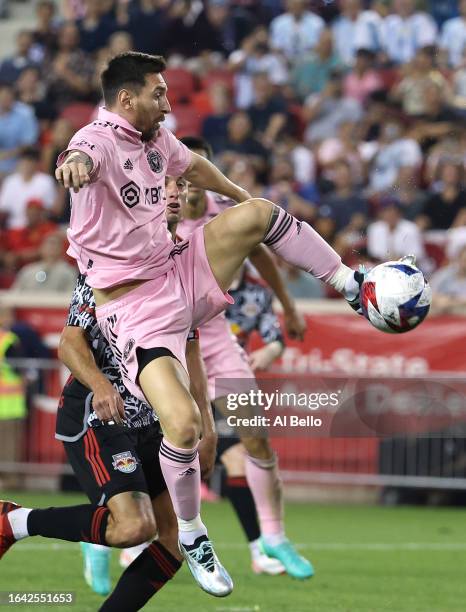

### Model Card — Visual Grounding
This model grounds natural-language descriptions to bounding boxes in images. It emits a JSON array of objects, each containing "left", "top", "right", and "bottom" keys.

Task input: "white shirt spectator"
[
  {"left": 369, "top": 139, "right": 422, "bottom": 193},
  {"left": 382, "top": 12, "right": 437, "bottom": 64},
  {"left": 440, "top": 17, "right": 466, "bottom": 67},
  {"left": 332, "top": 10, "right": 384, "bottom": 66},
  {"left": 269, "top": 11, "right": 325, "bottom": 62},
  {"left": 0, "top": 171, "right": 56, "bottom": 229},
  {"left": 367, "top": 218, "right": 425, "bottom": 262}
]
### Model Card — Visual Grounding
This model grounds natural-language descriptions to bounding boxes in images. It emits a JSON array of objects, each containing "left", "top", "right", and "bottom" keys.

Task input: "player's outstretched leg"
[
  {"left": 204, "top": 198, "right": 361, "bottom": 305},
  {"left": 138, "top": 356, "right": 233, "bottom": 597},
  {"left": 81, "top": 543, "right": 112, "bottom": 596}
]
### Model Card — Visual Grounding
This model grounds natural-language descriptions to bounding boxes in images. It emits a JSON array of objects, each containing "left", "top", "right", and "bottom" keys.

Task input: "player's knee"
[
  {"left": 166, "top": 407, "right": 202, "bottom": 448},
  {"left": 242, "top": 198, "right": 274, "bottom": 234},
  {"left": 242, "top": 436, "right": 272, "bottom": 460},
  {"left": 114, "top": 516, "right": 156, "bottom": 548}
]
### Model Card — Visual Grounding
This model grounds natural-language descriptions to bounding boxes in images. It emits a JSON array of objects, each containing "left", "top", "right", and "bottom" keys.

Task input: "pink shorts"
[
  {"left": 96, "top": 226, "right": 233, "bottom": 401},
  {"left": 199, "top": 312, "right": 257, "bottom": 400}
]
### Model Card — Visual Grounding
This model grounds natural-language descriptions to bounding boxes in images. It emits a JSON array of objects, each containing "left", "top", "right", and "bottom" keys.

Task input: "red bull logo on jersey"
[{"left": 112, "top": 451, "right": 137, "bottom": 474}]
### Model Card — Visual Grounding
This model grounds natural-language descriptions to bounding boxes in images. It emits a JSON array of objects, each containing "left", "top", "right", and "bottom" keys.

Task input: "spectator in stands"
[
  {"left": 125, "top": 0, "right": 167, "bottom": 55},
  {"left": 31, "top": 0, "right": 59, "bottom": 61},
  {"left": 367, "top": 198, "right": 426, "bottom": 264},
  {"left": 0, "top": 84, "right": 39, "bottom": 176},
  {"left": 393, "top": 46, "right": 450, "bottom": 117},
  {"left": 382, "top": 0, "right": 438, "bottom": 65},
  {"left": 331, "top": 0, "right": 363, "bottom": 67},
  {"left": 368, "top": 118, "right": 422, "bottom": 194},
  {"left": 12, "top": 232, "right": 77, "bottom": 293},
  {"left": 303, "top": 71, "right": 363, "bottom": 143},
  {"left": 319, "top": 159, "right": 368, "bottom": 232},
  {"left": 4, "top": 199, "right": 58, "bottom": 271},
  {"left": 221, "top": 111, "right": 268, "bottom": 173},
  {"left": 77, "top": 0, "right": 116, "bottom": 54},
  {"left": 265, "top": 157, "right": 316, "bottom": 222},
  {"left": 420, "top": 160, "right": 466, "bottom": 230},
  {"left": 269, "top": 0, "right": 325, "bottom": 63},
  {"left": 291, "top": 28, "right": 341, "bottom": 102},
  {"left": 387, "top": 166, "right": 427, "bottom": 221},
  {"left": 229, "top": 26, "right": 288, "bottom": 109},
  {"left": 430, "top": 237, "right": 466, "bottom": 314},
  {"left": 16, "top": 66, "right": 55, "bottom": 123},
  {"left": 47, "top": 23, "right": 95, "bottom": 110},
  {"left": 452, "top": 50, "right": 466, "bottom": 113},
  {"left": 343, "top": 48, "right": 382, "bottom": 105},
  {"left": 440, "top": 0, "right": 466, "bottom": 68},
  {"left": 0, "top": 30, "right": 37, "bottom": 85},
  {"left": 0, "top": 147, "right": 56, "bottom": 229},
  {"left": 201, "top": 83, "right": 232, "bottom": 155},
  {"left": 247, "top": 73, "right": 288, "bottom": 147}
]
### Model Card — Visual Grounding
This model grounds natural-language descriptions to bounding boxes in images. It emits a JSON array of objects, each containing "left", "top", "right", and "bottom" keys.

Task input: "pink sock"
[
  {"left": 245, "top": 453, "right": 284, "bottom": 538},
  {"left": 159, "top": 438, "right": 201, "bottom": 521},
  {"left": 264, "top": 207, "right": 341, "bottom": 283}
]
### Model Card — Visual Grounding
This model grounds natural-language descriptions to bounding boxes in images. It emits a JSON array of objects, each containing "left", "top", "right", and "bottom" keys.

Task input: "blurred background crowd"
[{"left": 1, "top": 0, "right": 466, "bottom": 311}]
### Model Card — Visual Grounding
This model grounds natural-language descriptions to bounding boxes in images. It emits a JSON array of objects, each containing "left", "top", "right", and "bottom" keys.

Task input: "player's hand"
[
  {"left": 198, "top": 433, "right": 217, "bottom": 480},
  {"left": 55, "top": 152, "right": 92, "bottom": 193},
  {"left": 249, "top": 343, "right": 282, "bottom": 371},
  {"left": 284, "top": 307, "right": 306, "bottom": 341},
  {"left": 92, "top": 379, "right": 125, "bottom": 424}
]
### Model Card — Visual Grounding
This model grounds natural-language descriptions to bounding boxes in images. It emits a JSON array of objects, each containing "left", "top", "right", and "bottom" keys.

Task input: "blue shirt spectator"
[
  {"left": 269, "top": 0, "right": 325, "bottom": 62},
  {"left": 382, "top": 3, "right": 438, "bottom": 64},
  {"left": 0, "top": 84, "right": 39, "bottom": 176},
  {"left": 0, "top": 30, "right": 37, "bottom": 85},
  {"left": 440, "top": 0, "right": 466, "bottom": 67}
]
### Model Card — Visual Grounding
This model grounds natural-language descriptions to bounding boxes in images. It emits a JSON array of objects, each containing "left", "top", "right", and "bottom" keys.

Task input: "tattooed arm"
[{"left": 55, "top": 150, "right": 94, "bottom": 193}]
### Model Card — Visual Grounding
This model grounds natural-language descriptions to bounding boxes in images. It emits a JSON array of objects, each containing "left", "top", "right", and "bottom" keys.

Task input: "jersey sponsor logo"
[
  {"left": 144, "top": 186, "right": 162, "bottom": 205},
  {"left": 73, "top": 139, "right": 95, "bottom": 151},
  {"left": 123, "top": 338, "right": 135, "bottom": 361},
  {"left": 120, "top": 181, "right": 140, "bottom": 208},
  {"left": 147, "top": 150, "right": 163, "bottom": 173},
  {"left": 112, "top": 451, "right": 138, "bottom": 473},
  {"left": 123, "top": 158, "right": 133, "bottom": 171}
]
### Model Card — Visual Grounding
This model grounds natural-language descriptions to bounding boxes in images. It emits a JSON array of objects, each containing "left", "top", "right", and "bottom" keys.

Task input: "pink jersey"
[
  {"left": 176, "top": 191, "right": 233, "bottom": 240},
  {"left": 60, "top": 107, "right": 192, "bottom": 288}
]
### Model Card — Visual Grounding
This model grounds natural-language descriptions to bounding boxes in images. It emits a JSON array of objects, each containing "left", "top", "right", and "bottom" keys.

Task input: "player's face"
[
  {"left": 165, "top": 176, "right": 187, "bottom": 227},
  {"left": 133, "top": 73, "right": 171, "bottom": 142}
]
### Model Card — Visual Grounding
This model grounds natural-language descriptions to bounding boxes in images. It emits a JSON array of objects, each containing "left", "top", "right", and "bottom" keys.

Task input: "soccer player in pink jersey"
[
  {"left": 1, "top": 53, "right": 363, "bottom": 596},
  {"left": 175, "top": 137, "right": 313, "bottom": 579}
]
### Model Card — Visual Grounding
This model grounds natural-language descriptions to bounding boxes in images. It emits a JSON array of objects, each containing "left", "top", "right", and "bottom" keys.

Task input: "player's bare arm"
[
  {"left": 249, "top": 244, "right": 306, "bottom": 340},
  {"left": 183, "top": 151, "right": 251, "bottom": 204},
  {"left": 58, "top": 326, "right": 125, "bottom": 423},
  {"left": 55, "top": 150, "right": 94, "bottom": 193},
  {"left": 185, "top": 337, "right": 217, "bottom": 480}
]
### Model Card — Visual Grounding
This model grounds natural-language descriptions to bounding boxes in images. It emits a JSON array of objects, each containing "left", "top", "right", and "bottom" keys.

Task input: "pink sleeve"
[
  {"left": 56, "top": 128, "right": 108, "bottom": 180},
  {"left": 164, "top": 128, "right": 192, "bottom": 176}
]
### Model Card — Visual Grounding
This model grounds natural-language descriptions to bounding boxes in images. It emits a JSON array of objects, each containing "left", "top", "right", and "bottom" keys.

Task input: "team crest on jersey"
[
  {"left": 112, "top": 451, "right": 137, "bottom": 473},
  {"left": 123, "top": 338, "right": 135, "bottom": 361},
  {"left": 147, "top": 150, "right": 163, "bottom": 173}
]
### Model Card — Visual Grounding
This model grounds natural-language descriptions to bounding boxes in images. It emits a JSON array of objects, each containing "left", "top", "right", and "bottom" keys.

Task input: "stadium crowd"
[{"left": 0, "top": 0, "right": 466, "bottom": 305}]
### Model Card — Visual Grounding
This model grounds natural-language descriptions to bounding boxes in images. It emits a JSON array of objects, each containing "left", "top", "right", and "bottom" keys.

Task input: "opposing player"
[
  {"left": 174, "top": 138, "right": 312, "bottom": 578},
  {"left": 2, "top": 52, "right": 362, "bottom": 593}
]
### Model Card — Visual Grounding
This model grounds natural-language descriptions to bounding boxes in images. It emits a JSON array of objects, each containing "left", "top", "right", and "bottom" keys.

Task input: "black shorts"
[{"left": 64, "top": 422, "right": 166, "bottom": 506}]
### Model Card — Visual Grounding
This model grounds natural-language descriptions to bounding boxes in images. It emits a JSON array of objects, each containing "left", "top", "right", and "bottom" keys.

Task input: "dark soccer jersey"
[
  {"left": 56, "top": 274, "right": 156, "bottom": 441},
  {"left": 226, "top": 273, "right": 284, "bottom": 348}
]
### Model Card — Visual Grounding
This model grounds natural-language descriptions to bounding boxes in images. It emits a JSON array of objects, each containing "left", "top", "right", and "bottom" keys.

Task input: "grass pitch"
[{"left": 1, "top": 491, "right": 466, "bottom": 611}]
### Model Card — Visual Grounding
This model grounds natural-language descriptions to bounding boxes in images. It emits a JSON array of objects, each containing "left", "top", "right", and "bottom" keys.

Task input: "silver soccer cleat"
[{"left": 178, "top": 535, "right": 233, "bottom": 597}]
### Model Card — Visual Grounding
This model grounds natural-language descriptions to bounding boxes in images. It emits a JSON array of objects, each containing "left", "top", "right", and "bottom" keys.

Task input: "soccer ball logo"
[{"left": 361, "top": 260, "right": 431, "bottom": 333}]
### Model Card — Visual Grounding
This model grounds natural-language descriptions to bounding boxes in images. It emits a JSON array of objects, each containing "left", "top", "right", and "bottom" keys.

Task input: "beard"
[{"left": 141, "top": 125, "right": 157, "bottom": 142}]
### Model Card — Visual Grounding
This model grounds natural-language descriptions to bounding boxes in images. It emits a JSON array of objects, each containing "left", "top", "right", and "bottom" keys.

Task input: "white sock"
[
  {"left": 262, "top": 532, "right": 287, "bottom": 547},
  {"left": 124, "top": 542, "right": 148, "bottom": 556},
  {"left": 8, "top": 508, "right": 31, "bottom": 540},
  {"left": 177, "top": 514, "right": 207, "bottom": 546},
  {"left": 328, "top": 263, "right": 356, "bottom": 297},
  {"left": 249, "top": 538, "right": 261, "bottom": 559}
]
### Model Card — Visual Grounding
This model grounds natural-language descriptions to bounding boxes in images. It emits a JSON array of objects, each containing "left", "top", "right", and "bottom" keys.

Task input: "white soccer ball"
[{"left": 360, "top": 258, "right": 432, "bottom": 333}]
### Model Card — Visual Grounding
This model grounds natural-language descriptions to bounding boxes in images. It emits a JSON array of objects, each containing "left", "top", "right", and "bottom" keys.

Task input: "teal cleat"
[
  {"left": 80, "top": 542, "right": 111, "bottom": 596},
  {"left": 259, "top": 538, "right": 314, "bottom": 580}
]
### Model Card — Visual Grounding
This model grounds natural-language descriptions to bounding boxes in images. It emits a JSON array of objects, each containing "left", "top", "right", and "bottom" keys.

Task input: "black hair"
[
  {"left": 101, "top": 52, "right": 167, "bottom": 105},
  {"left": 355, "top": 48, "right": 376, "bottom": 61},
  {"left": 20, "top": 146, "right": 41, "bottom": 161},
  {"left": 179, "top": 136, "right": 213, "bottom": 160}
]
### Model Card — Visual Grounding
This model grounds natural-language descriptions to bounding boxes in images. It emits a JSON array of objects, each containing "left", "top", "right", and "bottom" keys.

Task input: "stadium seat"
[
  {"left": 172, "top": 105, "right": 203, "bottom": 137},
  {"left": 59, "top": 103, "right": 96, "bottom": 130},
  {"left": 201, "top": 69, "right": 235, "bottom": 93},
  {"left": 163, "top": 68, "right": 197, "bottom": 104}
]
